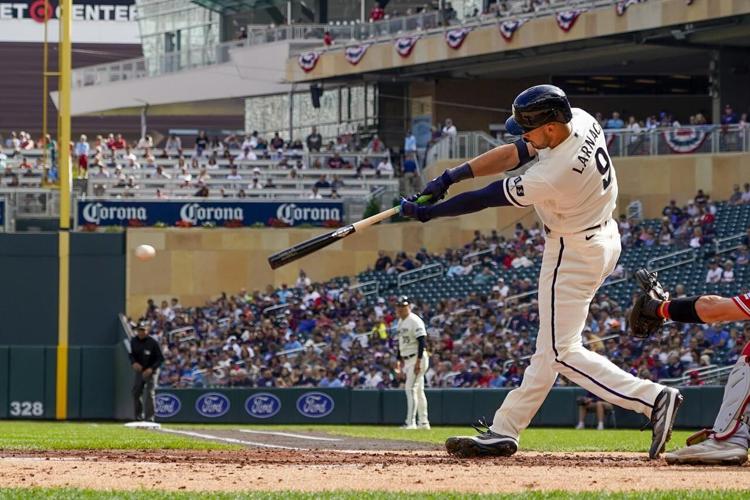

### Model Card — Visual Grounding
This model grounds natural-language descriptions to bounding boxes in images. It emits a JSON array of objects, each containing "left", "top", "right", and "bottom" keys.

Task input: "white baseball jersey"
[
  {"left": 501, "top": 108, "right": 618, "bottom": 233},
  {"left": 396, "top": 312, "right": 426, "bottom": 357}
]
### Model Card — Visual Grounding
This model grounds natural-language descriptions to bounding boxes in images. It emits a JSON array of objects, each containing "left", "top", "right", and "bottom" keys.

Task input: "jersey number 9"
[{"left": 594, "top": 147, "right": 612, "bottom": 190}]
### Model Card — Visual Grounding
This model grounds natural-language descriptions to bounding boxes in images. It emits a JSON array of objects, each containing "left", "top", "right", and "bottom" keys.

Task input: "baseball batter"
[
  {"left": 631, "top": 271, "right": 750, "bottom": 465},
  {"left": 395, "top": 295, "right": 430, "bottom": 429},
  {"left": 400, "top": 85, "right": 681, "bottom": 459}
]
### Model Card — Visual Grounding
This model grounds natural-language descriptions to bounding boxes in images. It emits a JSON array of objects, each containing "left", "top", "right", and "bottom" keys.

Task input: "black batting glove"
[
  {"left": 400, "top": 198, "right": 433, "bottom": 223},
  {"left": 408, "top": 163, "right": 473, "bottom": 205}
]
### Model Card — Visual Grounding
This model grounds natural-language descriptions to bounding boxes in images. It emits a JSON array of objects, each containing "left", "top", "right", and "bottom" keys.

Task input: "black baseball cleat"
[
  {"left": 445, "top": 418, "right": 518, "bottom": 458},
  {"left": 648, "top": 387, "right": 683, "bottom": 459}
]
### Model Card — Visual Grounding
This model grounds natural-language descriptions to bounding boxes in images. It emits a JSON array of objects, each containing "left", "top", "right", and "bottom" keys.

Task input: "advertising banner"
[
  {"left": 0, "top": 0, "right": 139, "bottom": 43},
  {"left": 75, "top": 199, "right": 345, "bottom": 228}
]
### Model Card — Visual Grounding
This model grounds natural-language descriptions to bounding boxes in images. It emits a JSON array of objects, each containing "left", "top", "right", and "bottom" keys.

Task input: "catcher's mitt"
[{"left": 629, "top": 269, "right": 670, "bottom": 339}]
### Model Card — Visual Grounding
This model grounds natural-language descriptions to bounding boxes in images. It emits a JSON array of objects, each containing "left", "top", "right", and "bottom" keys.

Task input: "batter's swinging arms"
[{"left": 400, "top": 85, "right": 682, "bottom": 459}]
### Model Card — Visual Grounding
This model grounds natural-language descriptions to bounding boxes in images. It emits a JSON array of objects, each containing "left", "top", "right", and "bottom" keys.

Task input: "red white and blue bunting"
[
  {"left": 394, "top": 35, "right": 420, "bottom": 58},
  {"left": 344, "top": 44, "right": 370, "bottom": 65},
  {"left": 555, "top": 9, "right": 586, "bottom": 32},
  {"left": 298, "top": 51, "right": 320, "bottom": 73},
  {"left": 616, "top": 0, "right": 646, "bottom": 16},
  {"left": 663, "top": 127, "right": 709, "bottom": 154},
  {"left": 498, "top": 19, "right": 526, "bottom": 42},
  {"left": 445, "top": 27, "right": 472, "bottom": 49}
]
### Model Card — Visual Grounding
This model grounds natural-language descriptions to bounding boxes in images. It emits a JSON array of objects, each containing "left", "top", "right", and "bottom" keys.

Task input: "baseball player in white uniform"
[
  {"left": 400, "top": 85, "right": 682, "bottom": 459},
  {"left": 395, "top": 295, "right": 430, "bottom": 429}
]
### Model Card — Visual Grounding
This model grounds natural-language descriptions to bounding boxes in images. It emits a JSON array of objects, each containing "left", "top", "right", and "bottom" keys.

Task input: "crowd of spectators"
[
  {"left": 595, "top": 105, "right": 749, "bottom": 133},
  {"left": 148, "top": 201, "right": 749, "bottom": 390}
]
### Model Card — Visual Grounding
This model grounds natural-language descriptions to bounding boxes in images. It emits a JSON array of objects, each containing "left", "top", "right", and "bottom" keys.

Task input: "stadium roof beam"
[{"left": 191, "top": 0, "right": 283, "bottom": 14}]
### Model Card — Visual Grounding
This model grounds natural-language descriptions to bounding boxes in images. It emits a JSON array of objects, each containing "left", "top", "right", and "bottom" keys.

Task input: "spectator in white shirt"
[
  {"left": 241, "top": 133, "right": 258, "bottom": 151},
  {"left": 376, "top": 157, "right": 393, "bottom": 176},
  {"left": 239, "top": 147, "right": 257, "bottom": 161},
  {"left": 226, "top": 167, "right": 242, "bottom": 182},
  {"left": 442, "top": 118, "right": 457, "bottom": 137},
  {"left": 689, "top": 227, "right": 703, "bottom": 248},
  {"left": 705, "top": 261, "right": 723, "bottom": 284},
  {"left": 137, "top": 135, "right": 153, "bottom": 149},
  {"left": 494, "top": 278, "right": 510, "bottom": 298},
  {"left": 741, "top": 183, "right": 750, "bottom": 204},
  {"left": 721, "top": 260, "right": 735, "bottom": 283},
  {"left": 165, "top": 134, "right": 182, "bottom": 156},
  {"left": 154, "top": 165, "right": 171, "bottom": 179},
  {"left": 296, "top": 270, "right": 311, "bottom": 289},
  {"left": 309, "top": 186, "right": 323, "bottom": 199},
  {"left": 177, "top": 168, "right": 192, "bottom": 184}
]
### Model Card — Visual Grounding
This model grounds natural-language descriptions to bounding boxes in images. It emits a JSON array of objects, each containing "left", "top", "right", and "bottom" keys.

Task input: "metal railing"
[
  {"left": 715, "top": 232, "right": 747, "bottom": 255},
  {"left": 351, "top": 280, "right": 379, "bottom": 297},
  {"left": 425, "top": 132, "right": 502, "bottom": 166},
  {"left": 461, "top": 248, "right": 493, "bottom": 264},
  {"left": 647, "top": 248, "right": 697, "bottom": 272},
  {"left": 397, "top": 262, "right": 444, "bottom": 289},
  {"left": 0, "top": 188, "right": 61, "bottom": 218},
  {"left": 294, "top": 0, "right": 621, "bottom": 55},
  {"left": 75, "top": 0, "right": 622, "bottom": 87},
  {"left": 427, "top": 126, "right": 750, "bottom": 166},
  {"left": 658, "top": 364, "right": 732, "bottom": 387},
  {"left": 262, "top": 303, "right": 290, "bottom": 316}
]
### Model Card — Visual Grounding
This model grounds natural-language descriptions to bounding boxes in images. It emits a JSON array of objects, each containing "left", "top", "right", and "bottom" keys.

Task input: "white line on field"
[
  {"left": 238, "top": 429, "right": 341, "bottom": 441},
  {"left": 159, "top": 427, "right": 403, "bottom": 455},
  {"left": 159, "top": 428, "right": 305, "bottom": 450}
]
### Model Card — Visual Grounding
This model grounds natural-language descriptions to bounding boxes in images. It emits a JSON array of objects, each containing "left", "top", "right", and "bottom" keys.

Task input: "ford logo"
[
  {"left": 245, "top": 393, "right": 282, "bottom": 419},
  {"left": 154, "top": 393, "right": 181, "bottom": 418},
  {"left": 296, "top": 392, "right": 335, "bottom": 418},
  {"left": 195, "top": 392, "right": 230, "bottom": 418}
]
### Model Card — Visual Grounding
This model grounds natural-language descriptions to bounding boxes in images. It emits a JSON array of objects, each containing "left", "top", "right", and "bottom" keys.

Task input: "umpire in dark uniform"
[{"left": 129, "top": 322, "right": 164, "bottom": 421}]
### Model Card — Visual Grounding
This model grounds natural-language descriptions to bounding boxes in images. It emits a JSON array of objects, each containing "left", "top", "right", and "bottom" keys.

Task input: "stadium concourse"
[{"left": 143, "top": 193, "right": 750, "bottom": 391}]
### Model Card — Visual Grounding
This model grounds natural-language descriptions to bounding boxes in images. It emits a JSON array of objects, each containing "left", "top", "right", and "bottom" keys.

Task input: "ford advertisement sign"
[
  {"left": 195, "top": 392, "right": 230, "bottom": 418},
  {"left": 76, "top": 200, "right": 344, "bottom": 227},
  {"left": 245, "top": 393, "right": 282, "bottom": 419},
  {"left": 296, "top": 392, "right": 335, "bottom": 418},
  {"left": 154, "top": 393, "right": 182, "bottom": 418}
]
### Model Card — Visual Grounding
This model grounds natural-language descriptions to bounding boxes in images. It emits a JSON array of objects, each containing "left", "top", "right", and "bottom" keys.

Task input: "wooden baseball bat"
[{"left": 267, "top": 195, "right": 430, "bottom": 270}]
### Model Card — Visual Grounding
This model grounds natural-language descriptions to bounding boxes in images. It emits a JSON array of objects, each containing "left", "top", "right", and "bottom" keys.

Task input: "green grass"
[
  {"left": 0, "top": 421, "right": 238, "bottom": 451},
  {"left": 0, "top": 489, "right": 746, "bottom": 499},
  {"left": 0, "top": 421, "right": 695, "bottom": 453},
  {"left": 176, "top": 424, "right": 695, "bottom": 453}
]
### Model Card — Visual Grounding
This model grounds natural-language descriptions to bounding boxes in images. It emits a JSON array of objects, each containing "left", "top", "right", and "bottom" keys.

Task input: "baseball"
[{"left": 134, "top": 244, "right": 156, "bottom": 261}]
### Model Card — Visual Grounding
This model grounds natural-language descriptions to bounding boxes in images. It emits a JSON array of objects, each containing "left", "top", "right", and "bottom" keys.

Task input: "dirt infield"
[{"left": 1, "top": 429, "right": 749, "bottom": 494}]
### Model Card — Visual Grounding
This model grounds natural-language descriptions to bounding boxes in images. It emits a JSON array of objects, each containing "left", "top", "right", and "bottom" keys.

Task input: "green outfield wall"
[
  {"left": 0, "top": 233, "right": 125, "bottom": 420},
  {"left": 150, "top": 387, "right": 724, "bottom": 428}
]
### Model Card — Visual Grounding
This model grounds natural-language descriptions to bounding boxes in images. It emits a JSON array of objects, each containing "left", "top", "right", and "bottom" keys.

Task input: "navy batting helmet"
[
  {"left": 505, "top": 85, "right": 572, "bottom": 136},
  {"left": 396, "top": 295, "right": 410, "bottom": 306}
]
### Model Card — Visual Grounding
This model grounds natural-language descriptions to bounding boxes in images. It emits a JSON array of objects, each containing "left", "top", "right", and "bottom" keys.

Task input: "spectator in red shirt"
[
  {"left": 323, "top": 30, "right": 333, "bottom": 46},
  {"left": 370, "top": 3, "right": 385, "bottom": 21},
  {"left": 109, "top": 133, "right": 126, "bottom": 150}
]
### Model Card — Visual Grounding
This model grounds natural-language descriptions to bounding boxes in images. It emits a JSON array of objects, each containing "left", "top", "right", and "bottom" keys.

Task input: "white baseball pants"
[
  {"left": 492, "top": 220, "right": 664, "bottom": 439},
  {"left": 404, "top": 354, "right": 429, "bottom": 426}
]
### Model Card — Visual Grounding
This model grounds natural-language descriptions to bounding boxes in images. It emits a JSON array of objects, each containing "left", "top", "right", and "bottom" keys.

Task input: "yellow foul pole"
[{"left": 56, "top": 0, "right": 72, "bottom": 420}]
